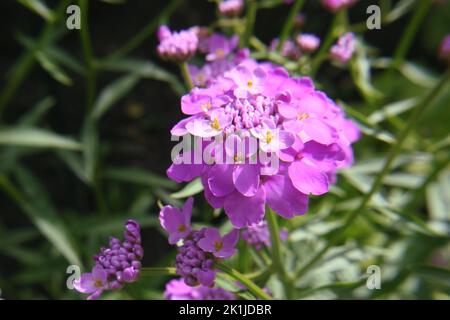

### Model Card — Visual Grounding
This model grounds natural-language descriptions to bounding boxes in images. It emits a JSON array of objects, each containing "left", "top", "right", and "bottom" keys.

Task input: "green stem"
[
  {"left": 266, "top": 207, "right": 293, "bottom": 299},
  {"left": 388, "top": 0, "right": 431, "bottom": 76},
  {"left": 179, "top": 62, "right": 194, "bottom": 90},
  {"left": 103, "top": 0, "right": 183, "bottom": 62},
  {"left": 277, "top": 0, "right": 305, "bottom": 51},
  {"left": 215, "top": 262, "right": 272, "bottom": 300},
  {"left": 296, "top": 69, "right": 450, "bottom": 281},
  {"left": 141, "top": 267, "right": 177, "bottom": 277},
  {"left": 241, "top": 0, "right": 257, "bottom": 48},
  {"left": 79, "top": 0, "right": 96, "bottom": 112},
  {"left": 309, "top": 9, "right": 346, "bottom": 77}
]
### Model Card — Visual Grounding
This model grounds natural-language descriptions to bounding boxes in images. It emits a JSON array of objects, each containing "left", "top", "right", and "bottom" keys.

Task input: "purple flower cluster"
[
  {"left": 241, "top": 221, "right": 288, "bottom": 250},
  {"left": 189, "top": 33, "right": 249, "bottom": 87},
  {"left": 218, "top": 0, "right": 244, "bottom": 17},
  {"left": 330, "top": 32, "right": 356, "bottom": 63},
  {"left": 160, "top": 198, "right": 239, "bottom": 286},
  {"left": 168, "top": 60, "right": 360, "bottom": 228},
  {"left": 270, "top": 38, "right": 301, "bottom": 60},
  {"left": 165, "top": 279, "right": 236, "bottom": 300},
  {"left": 321, "top": 0, "right": 358, "bottom": 12},
  {"left": 270, "top": 33, "right": 321, "bottom": 60},
  {"left": 157, "top": 26, "right": 198, "bottom": 62},
  {"left": 74, "top": 220, "right": 143, "bottom": 300},
  {"left": 438, "top": 34, "right": 450, "bottom": 63}
]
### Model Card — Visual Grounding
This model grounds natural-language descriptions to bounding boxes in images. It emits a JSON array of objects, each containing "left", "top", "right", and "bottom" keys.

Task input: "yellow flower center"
[
  {"left": 297, "top": 113, "right": 309, "bottom": 121},
  {"left": 214, "top": 241, "right": 223, "bottom": 251},
  {"left": 215, "top": 49, "right": 225, "bottom": 58},
  {"left": 178, "top": 224, "right": 186, "bottom": 232},
  {"left": 247, "top": 80, "right": 253, "bottom": 88},
  {"left": 266, "top": 130, "right": 273, "bottom": 143},
  {"left": 94, "top": 279, "right": 103, "bottom": 288},
  {"left": 211, "top": 117, "right": 221, "bottom": 130}
]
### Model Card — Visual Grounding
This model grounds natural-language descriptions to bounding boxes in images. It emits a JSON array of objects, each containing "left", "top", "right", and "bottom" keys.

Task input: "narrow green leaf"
[
  {"left": 170, "top": 178, "right": 203, "bottom": 199},
  {"left": 91, "top": 74, "right": 139, "bottom": 120},
  {"left": 0, "top": 127, "right": 82, "bottom": 150},
  {"left": 104, "top": 167, "right": 177, "bottom": 190},
  {"left": 17, "top": 0, "right": 55, "bottom": 21}
]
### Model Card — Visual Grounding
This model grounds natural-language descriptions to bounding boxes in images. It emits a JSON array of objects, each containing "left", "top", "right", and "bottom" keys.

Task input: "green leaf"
[
  {"left": 1, "top": 168, "right": 82, "bottom": 267},
  {"left": 35, "top": 52, "right": 72, "bottom": 86},
  {"left": 104, "top": 167, "right": 177, "bottom": 190},
  {"left": 17, "top": 0, "right": 55, "bottom": 21},
  {"left": 91, "top": 74, "right": 139, "bottom": 120},
  {"left": 350, "top": 40, "right": 383, "bottom": 102},
  {"left": 411, "top": 265, "right": 450, "bottom": 288},
  {"left": 0, "top": 127, "right": 82, "bottom": 150},
  {"left": 170, "top": 178, "right": 203, "bottom": 199},
  {"left": 81, "top": 119, "right": 98, "bottom": 184},
  {"left": 99, "top": 58, "right": 184, "bottom": 95},
  {"left": 368, "top": 97, "right": 419, "bottom": 125}
]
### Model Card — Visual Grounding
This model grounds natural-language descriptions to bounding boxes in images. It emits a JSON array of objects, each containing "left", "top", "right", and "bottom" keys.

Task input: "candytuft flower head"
[
  {"left": 438, "top": 34, "right": 450, "bottom": 64},
  {"left": 218, "top": 0, "right": 244, "bottom": 17},
  {"left": 168, "top": 61, "right": 360, "bottom": 228},
  {"left": 270, "top": 38, "right": 301, "bottom": 60},
  {"left": 74, "top": 220, "right": 143, "bottom": 300},
  {"left": 157, "top": 25, "right": 198, "bottom": 62},
  {"left": 165, "top": 279, "right": 236, "bottom": 300},
  {"left": 330, "top": 32, "right": 356, "bottom": 63},
  {"left": 160, "top": 196, "right": 193, "bottom": 244},
  {"left": 296, "top": 34, "right": 320, "bottom": 53},
  {"left": 321, "top": 0, "right": 358, "bottom": 12}
]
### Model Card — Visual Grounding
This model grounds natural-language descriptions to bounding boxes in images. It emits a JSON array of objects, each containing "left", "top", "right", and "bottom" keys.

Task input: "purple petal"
[
  {"left": 264, "top": 174, "right": 309, "bottom": 218},
  {"left": 182, "top": 197, "right": 194, "bottom": 225},
  {"left": 232, "top": 164, "right": 260, "bottom": 197},
  {"left": 224, "top": 188, "right": 266, "bottom": 228},
  {"left": 207, "top": 164, "right": 235, "bottom": 197},
  {"left": 288, "top": 160, "right": 329, "bottom": 195},
  {"left": 303, "top": 118, "right": 337, "bottom": 145},
  {"left": 222, "top": 229, "right": 239, "bottom": 248}
]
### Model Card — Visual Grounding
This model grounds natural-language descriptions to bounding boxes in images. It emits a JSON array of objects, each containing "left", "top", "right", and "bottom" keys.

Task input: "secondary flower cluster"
[
  {"left": 330, "top": 32, "right": 356, "bottom": 63},
  {"left": 159, "top": 197, "right": 239, "bottom": 286},
  {"left": 242, "top": 220, "right": 288, "bottom": 250},
  {"left": 157, "top": 26, "right": 199, "bottom": 62},
  {"left": 165, "top": 278, "right": 235, "bottom": 300},
  {"left": 218, "top": 0, "right": 244, "bottom": 17},
  {"left": 270, "top": 34, "right": 321, "bottom": 60},
  {"left": 168, "top": 59, "right": 360, "bottom": 228},
  {"left": 74, "top": 220, "right": 143, "bottom": 300}
]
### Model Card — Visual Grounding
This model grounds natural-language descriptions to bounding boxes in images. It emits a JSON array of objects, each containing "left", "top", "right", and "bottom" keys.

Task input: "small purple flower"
[
  {"left": 160, "top": 197, "right": 193, "bottom": 244},
  {"left": 321, "top": 0, "right": 358, "bottom": 12},
  {"left": 165, "top": 279, "right": 236, "bottom": 300},
  {"left": 296, "top": 34, "right": 320, "bottom": 53},
  {"left": 226, "top": 65, "right": 266, "bottom": 98},
  {"left": 157, "top": 25, "right": 198, "bottom": 62},
  {"left": 330, "top": 32, "right": 356, "bottom": 63},
  {"left": 206, "top": 34, "right": 239, "bottom": 61},
  {"left": 218, "top": 0, "right": 244, "bottom": 17},
  {"left": 73, "top": 265, "right": 107, "bottom": 300},
  {"left": 270, "top": 38, "right": 301, "bottom": 60},
  {"left": 198, "top": 228, "right": 239, "bottom": 258},
  {"left": 74, "top": 220, "right": 143, "bottom": 300},
  {"left": 438, "top": 34, "right": 450, "bottom": 63}
]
